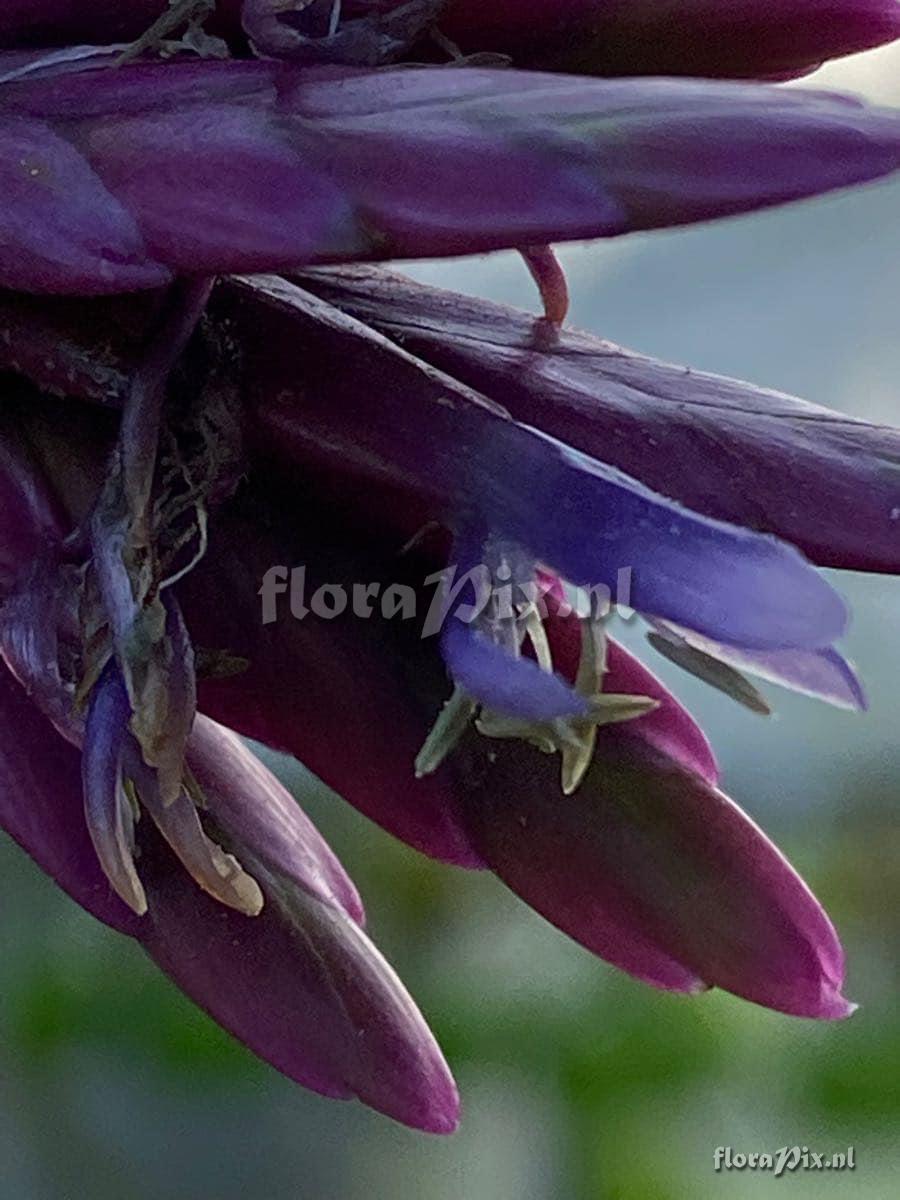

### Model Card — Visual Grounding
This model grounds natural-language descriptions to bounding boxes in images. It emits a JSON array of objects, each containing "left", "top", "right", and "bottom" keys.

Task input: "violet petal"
[
  {"left": 0, "top": 663, "right": 140, "bottom": 933},
  {"left": 82, "top": 660, "right": 148, "bottom": 915},
  {"left": 441, "top": 617, "right": 591, "bottom": 721},
  {"left": 650, "top": 620, "right": 868, "bottom": 712},
  {"left": 239, "top": 277, "right": 848, "bottom": 653}
]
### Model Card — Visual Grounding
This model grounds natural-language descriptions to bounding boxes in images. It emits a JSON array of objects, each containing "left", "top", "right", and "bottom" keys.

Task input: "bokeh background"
[{"left": 1, "top": 43, "right": 898, "bottom": 1200}]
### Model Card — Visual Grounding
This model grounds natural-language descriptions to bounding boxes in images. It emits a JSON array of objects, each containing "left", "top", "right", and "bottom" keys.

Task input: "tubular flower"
[
  {"left": 0, "top": 1, "right": 898, "bottom": 1132},
  {"left": 294, "top": 266, "right": 900, "bottom": 577}
]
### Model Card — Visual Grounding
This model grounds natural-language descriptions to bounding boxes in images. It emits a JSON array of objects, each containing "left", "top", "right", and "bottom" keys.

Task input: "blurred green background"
[{"left": 1, "top": 44, "right": 898, "bottom": 1200}]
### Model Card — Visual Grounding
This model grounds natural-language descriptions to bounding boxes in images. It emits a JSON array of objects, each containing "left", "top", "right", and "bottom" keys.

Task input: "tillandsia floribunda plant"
[{"left": 0, "top": 0, "right": 899, "bottom": 1133}]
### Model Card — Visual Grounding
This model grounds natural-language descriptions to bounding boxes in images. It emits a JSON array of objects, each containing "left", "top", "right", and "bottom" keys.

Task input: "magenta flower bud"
[
  {"left": 442, "top": 0, "right": 900, "bottom": 80},
  {"left": 1, "top": 61, "right": 899, "bottom": 294}
]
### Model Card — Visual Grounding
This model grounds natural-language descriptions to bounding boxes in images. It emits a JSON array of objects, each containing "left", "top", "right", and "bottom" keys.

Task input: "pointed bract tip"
[
  {"left": 374, "top": 1079, "right": 461, "bottom": 1135},
  {"left": 816, "top": 988, "right": 859, "bottom": 1022},
  {"left": 424, "top": 1102, "right": 462, "bottom": 1136}
]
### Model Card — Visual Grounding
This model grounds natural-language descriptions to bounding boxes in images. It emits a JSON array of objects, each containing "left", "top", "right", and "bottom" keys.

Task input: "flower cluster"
[{"left": 0, "top": 0, "right": 899, "bottom": 1132}]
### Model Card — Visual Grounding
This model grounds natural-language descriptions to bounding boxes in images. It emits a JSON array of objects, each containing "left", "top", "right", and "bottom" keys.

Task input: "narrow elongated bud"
[
  {"left": 82, "top": 661, "right": 149, "bottom": 916},
  {"left": 2, "top": 63, "right": 899, "bottom": 293}
]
